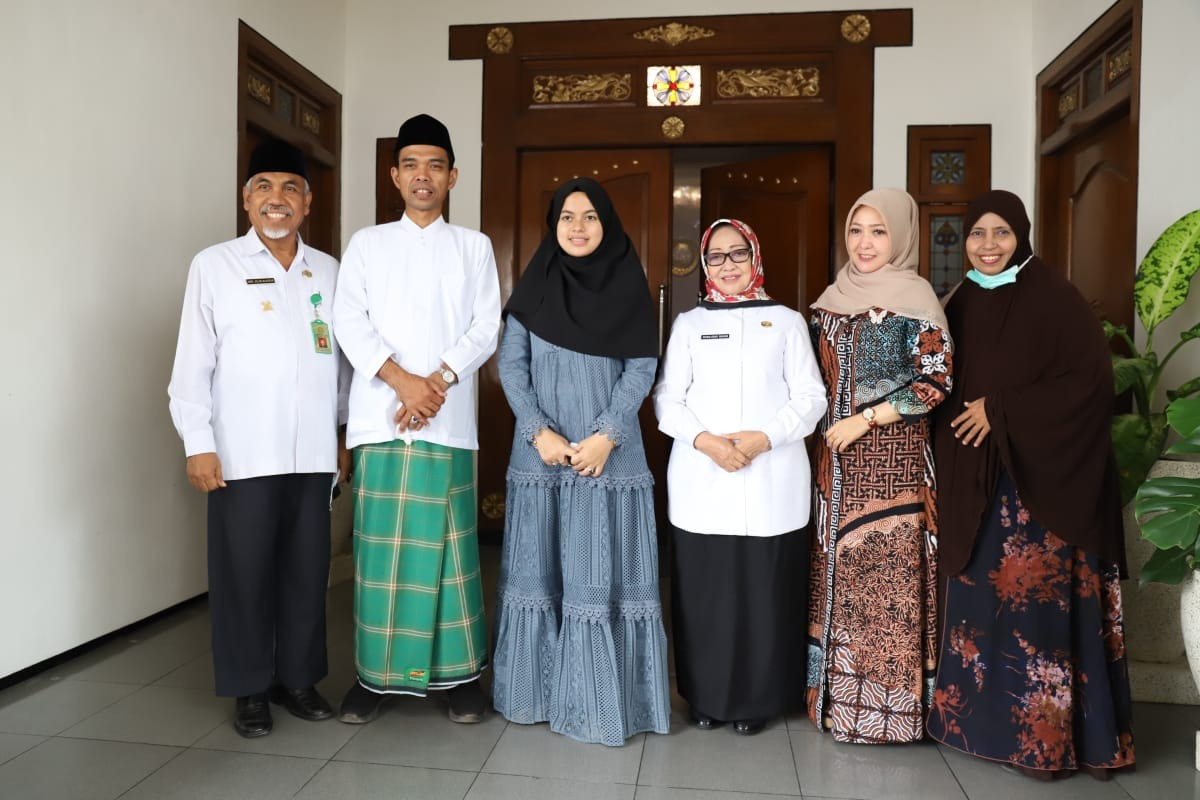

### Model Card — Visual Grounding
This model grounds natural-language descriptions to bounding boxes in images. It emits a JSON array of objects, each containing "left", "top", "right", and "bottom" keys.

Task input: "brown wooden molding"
[{"left": 450, "top": 10, "right": 911, "bottom": 60}]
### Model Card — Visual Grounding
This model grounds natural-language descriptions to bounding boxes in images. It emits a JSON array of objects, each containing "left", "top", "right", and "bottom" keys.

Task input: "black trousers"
[
  {"left": 207, "top": 473, "right": 332, "bottom": 697},
  {"left": 671, "top": 526, "right": 808, "bottom": 721}
]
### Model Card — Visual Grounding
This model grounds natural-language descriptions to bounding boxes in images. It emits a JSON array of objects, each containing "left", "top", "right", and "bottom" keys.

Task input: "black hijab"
[
  {"left": 934, "top": 190, "right": 1125, "bottom": 576},
  {"left": 504, "top": 178, "right": 658, "bottom": 359}
]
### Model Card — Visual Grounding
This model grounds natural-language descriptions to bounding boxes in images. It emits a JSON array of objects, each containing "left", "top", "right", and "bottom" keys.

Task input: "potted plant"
[
  {"left": 1135, "top": 393, "right": 1200, "bottom": 583},
  {"left": 1105, "top": 208, "right": 1200, "bottom": 516}
]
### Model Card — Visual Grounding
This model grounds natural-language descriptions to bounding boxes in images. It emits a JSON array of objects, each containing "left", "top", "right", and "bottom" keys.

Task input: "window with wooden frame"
[{"left": 906, "top": 124, "right": 991, "bottom": 296}]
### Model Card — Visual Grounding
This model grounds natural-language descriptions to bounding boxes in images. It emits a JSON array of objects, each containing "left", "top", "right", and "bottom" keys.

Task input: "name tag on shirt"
[
  {"left": 246, "top": 277, "right": 275, "bottom": 285},
  {"left": 700, "top": 333, "right": 730, "bottom": 340},
  {"left": 311, "top": 319, "right": 333, "bottom": 354}
]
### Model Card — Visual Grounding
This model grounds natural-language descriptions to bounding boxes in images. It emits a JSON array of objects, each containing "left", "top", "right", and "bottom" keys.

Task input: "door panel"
[
  {"left": 477, "top": 149, "right": 673, "bottom": 536},
  {"left": 700, "top": 148, "right": 832, "bottom": 312},
  {"left": 1048, "top": 116, "right": 1135, "bottom": 330}
]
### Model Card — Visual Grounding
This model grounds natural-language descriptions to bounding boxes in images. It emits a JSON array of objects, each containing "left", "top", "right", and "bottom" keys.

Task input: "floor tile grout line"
[
  {"left": 0, "top": 734, "right": 47, "bottom": 768},
  {"left": 110, "top": 740, "right": 191, "bottom": 800},
  {"left": 932, "top": 742, "right": 971, "bottom": 800},
  {"left": 787, "top": 724, "right": 805, "bottom": 798},
  {"left": 633, "top": 729, "right": 647, "bottom": 787}
]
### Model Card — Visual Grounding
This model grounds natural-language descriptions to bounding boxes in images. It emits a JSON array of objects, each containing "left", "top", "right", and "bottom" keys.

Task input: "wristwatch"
[
  {"left": 861, "top": 406, "right": 878, "bottom": 429},
  {"left": 439, "top": 366, "right": 457, "bottom": 385}
]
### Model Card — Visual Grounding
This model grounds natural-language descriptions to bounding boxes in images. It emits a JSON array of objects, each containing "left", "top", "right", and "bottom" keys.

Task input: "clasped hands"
[
  {"left": 382, "top": 361, "right": 454, "bottom": 432},
  {"left": 694, "top": 430, "right": 771, "bottom": 473},
  {"left": 534, "top": 429, "right": 614, "bottom": 477}
]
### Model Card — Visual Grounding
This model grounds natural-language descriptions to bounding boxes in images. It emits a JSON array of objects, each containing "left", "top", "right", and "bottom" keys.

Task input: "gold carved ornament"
[
  {"left": 532, "top": 73, "right": 631, "bottom": 104},
  {"left": 247, "top": 74, "right": 272, "bottom": 105},
  {"left": 716, "top": 67, "right": 820, "bottom": 99},
  {"left": 300, "top": 107, "right": 320, "bottom": 135},
  {"left": 661, "top": 116, "right": 685, "bottom": 139},
  {"left": 1107, "top": 46, "right": 1132, "bottom": 83},
  {"left": 481, "top": 492, "right": 506, "bottom": 521},
  {"left": 632, "top": 22, "right": 715, "bottom": 48},
  {"left": 671, "top": 239, "right": 698, "bottom": 276},
  {"left": 1058, "top": 87, "right": 1079, "bottom": 119},
  {"left": 487, "top": 26, "right": 513, "bottom": 55},
  {"left": 840, "top": 13, "right": 871, "bottom": 44}
]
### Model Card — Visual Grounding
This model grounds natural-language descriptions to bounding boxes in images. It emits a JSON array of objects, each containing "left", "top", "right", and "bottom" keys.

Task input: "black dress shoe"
[
  {"left": 234, "top": 693, "right": 273, "bottom": 738},
  {"left": 732, "top": 718, "right": 766, "bottom": 736},
  {"left": 269, "top": 685, "right": 335, "bottom": 721},
  {"left": 445, "top": 681, "right": 486, "bottom": 724},
  {"left": 689, "top": 707, "right": 723, "bottom": 730},
  {"left": 338, "top": 683, "right": 384, "bottom": 724}
]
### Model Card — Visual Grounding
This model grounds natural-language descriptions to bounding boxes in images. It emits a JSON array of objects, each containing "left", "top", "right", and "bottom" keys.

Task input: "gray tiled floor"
[{"left": 1, "top": 544, "right": 1197, "bottom": 799}]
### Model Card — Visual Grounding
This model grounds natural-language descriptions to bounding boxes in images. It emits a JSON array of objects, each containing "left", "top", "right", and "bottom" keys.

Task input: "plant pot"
[
  {"left": 1183, "top": 573, "right": 1200, "bottom": 691},
  {"left": 1180, "top": 572, "right": 1200, "bottom": 769}
]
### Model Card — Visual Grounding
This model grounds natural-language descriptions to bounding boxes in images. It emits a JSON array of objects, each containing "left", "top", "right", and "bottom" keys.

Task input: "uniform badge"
[
  {"left": 309, "top": 291, "right": 332, "bottom": 354},
  {"left": 261, "top": 301, "right": 273, "bottom": 312},
  {"left": 761, "top": 320, "right": 773, "bottom": 327},
  {"left": 302, "top": 269, "right": 313, "bottom": 278}
]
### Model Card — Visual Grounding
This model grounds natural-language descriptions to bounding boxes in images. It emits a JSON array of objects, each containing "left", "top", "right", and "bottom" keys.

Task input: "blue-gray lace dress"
[{"left": 491, "top": 316, "right": 671, "bottom": 745}]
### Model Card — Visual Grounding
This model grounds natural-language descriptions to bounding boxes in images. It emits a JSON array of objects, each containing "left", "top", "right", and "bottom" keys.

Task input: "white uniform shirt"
[
  {"left": 333, "top": 214, "right": 501, "bottom": 451},
  {"left": 654, "top": 304, "right": 827, "bottom": 536},
  {"left": 168, "top": 229, "right": 349, "bottom": 481}
]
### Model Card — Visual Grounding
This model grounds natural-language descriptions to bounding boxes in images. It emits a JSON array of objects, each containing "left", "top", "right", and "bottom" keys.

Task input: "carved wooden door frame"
[
  {"left": 1034, "top": 0, "right": 1140, "bottom": 261},
  {"left": 450, "top": 10, "right": 913, "bottom": 300}
]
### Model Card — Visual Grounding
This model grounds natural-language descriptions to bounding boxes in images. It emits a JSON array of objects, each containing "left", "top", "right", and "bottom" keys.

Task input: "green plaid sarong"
[{"left": 351, "top": 440, "right": 487, "bottom": 694}]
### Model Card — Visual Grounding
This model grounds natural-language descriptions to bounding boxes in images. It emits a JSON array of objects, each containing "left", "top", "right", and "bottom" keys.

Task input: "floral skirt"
[{"left": 928, "top": 470, "right": 1135, "bottom": 773}]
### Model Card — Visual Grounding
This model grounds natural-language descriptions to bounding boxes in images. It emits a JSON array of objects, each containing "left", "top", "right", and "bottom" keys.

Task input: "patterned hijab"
[
  {"left": 812, "top": 188, "right": 948, "bottom": 330},
  {"left": 699, "top": 218, "right": 776, "bottom": 307}
]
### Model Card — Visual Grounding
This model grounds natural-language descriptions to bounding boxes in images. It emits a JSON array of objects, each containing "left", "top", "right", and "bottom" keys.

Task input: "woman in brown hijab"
[
  {"left": 806, "top": 189, "right": 953, "bottom": 743},
  {"left": 926, "top": 190, "right": 1134, "bottom": 779}
]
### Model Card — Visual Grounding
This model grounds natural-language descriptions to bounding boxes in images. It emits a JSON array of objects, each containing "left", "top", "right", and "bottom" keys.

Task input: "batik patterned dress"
[{"left": 806, "top": 307, "right": 951, "bottom": 743}]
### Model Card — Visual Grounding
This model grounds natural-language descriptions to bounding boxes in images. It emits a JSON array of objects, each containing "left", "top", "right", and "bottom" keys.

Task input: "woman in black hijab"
[
  {"left": 927, "top": 190, "right": 1135, "bottom": 779},
  {"left": 490, "top": 179, "right": 671, "bottom": 746}
]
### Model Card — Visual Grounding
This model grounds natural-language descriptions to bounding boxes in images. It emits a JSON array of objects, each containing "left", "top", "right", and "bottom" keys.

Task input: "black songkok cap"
[
  {"left": 393, "top": 113, "right": 455, "bottom": 166},
  {"left": 246, "top": 138, "right": 309, "bottom": 183}
]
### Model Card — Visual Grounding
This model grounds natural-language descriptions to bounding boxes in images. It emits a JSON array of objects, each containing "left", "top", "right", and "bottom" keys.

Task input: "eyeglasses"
[{"left": 704, "top": 248, "right": 752, "bottom": 267}]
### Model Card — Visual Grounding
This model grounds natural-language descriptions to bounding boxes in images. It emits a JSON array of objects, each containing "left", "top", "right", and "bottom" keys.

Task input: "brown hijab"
[
  {"left": 812, "top": 188, "right": 948, "bottom": 330},
  {"left": 934, "top": 190, "right": 1125, "bottom": 576}
]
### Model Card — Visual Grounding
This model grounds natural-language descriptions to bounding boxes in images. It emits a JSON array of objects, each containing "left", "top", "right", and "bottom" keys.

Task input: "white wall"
[
  {"left": 1137, "top": 0, "right": 1200, "bottom": 397},
  {"left": 0, "top": 0, "right": 346, "bottom": 677},
  {"left": 342, "top": 0, "right": 1037, "bottom": 237}
]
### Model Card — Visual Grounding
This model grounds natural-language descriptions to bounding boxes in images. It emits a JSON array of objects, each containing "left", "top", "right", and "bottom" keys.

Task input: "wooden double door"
[{"left": 476, "top": 145, "right": 831, "bottom": 535}]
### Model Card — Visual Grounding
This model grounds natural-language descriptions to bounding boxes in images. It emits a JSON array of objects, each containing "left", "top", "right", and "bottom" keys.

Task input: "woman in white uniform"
[{"left": 654, "top": 219, "right": 826, "bottom": 734}]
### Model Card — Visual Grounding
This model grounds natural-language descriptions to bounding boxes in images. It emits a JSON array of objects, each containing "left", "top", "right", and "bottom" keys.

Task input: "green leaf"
[
  {"left": 1169, "top": 376, "right": 1200, "bottom": 402},
  {"left": 1135, "top": 209, "right": 1200, "bottom": 334},
  {"left": 1102, "top": 320, "right": 1122, "bottom": 340},
  {"left": 1140, "top": 546, "right": 1192, "bottom": 586},
  {"left": 1135, "top": 476, "right": 1200, "bottom": 549},
  {"left": 1182, "top": 321, "right": 1200, "bottom": 342},
  {"left": 1112, "top": 355, "right": 1154, "bottom": 395},
  {"left": 1113, "top": 413, "right": 1169, "bottom": 504},
  {"left": 1166, "top": 394, "right": 1200, "bottom": 454}
]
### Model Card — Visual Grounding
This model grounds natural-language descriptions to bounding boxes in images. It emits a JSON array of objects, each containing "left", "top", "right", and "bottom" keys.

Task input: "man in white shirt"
[
  {"left": 333, "top": 114, "right": 500, "bottom": 725},
  {"left": 168, "top": 139, "right": 350, "bottom": 738}
]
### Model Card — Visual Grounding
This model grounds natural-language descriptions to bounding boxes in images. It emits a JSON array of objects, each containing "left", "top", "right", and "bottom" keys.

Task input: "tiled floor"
[{"left": 1, "top": 544, "right": 1198, "bottom": 799}]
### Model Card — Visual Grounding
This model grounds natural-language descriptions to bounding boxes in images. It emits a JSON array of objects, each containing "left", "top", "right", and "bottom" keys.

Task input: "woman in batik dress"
[
  {"left": 490, "top": 178, "right": 671, "bottom": 746},
  {"left": 927, "top": 190, "right": 1134, "bottom": 779},
  {"left": 806, "top": 188, "right": 952, "bottom": 744}
]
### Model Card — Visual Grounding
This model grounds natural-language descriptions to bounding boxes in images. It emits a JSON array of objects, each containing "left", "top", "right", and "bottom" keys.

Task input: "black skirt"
[{"left": 671, "top": 526, "right": 808, "bottom": 721}]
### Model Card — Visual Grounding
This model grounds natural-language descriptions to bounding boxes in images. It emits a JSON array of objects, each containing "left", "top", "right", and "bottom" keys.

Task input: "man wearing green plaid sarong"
[
  {"left": 352, "top": 440, "right": 486, "bottom": 695},
  {"left": 332, "top": 113, "right": 501, "bottom": 724}
]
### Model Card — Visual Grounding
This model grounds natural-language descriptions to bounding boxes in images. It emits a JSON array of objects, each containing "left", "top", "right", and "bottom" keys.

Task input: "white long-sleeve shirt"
[
  {"left": 654, "top": 304, "right": 827, "bottom": 536},
  {"left": 333, "top": 214, "right": 501, "bottom": 451},
  {"left": 168, "top": 230, "right": 349, "bottom": 480}
]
